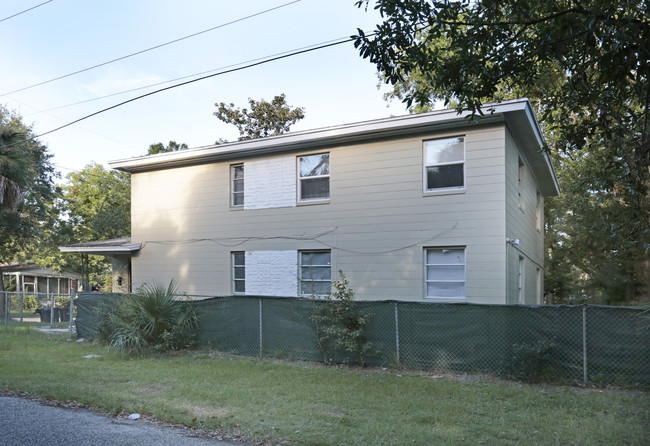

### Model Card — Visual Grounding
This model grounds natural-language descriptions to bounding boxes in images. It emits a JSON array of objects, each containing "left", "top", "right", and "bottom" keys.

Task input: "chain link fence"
[
  {"left": 2, "top": 291, "right": 76, "bottom": 334},
  {"left": 70, "top": 294, "right": 650, "bottom": 387}
]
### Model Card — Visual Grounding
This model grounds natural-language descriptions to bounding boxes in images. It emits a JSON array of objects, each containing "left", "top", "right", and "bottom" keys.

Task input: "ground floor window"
[
  {"left": 424, "top": 247, "right": 466, "bottom": 299},
  {"left": 299, "top": 250, "right": 331, "bottom": 296},
  {"left": 232, "top": 252, "right": 245, "bottom": 294}
]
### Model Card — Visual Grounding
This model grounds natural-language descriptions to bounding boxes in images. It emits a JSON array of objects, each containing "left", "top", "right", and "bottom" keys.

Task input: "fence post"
[
  {"left": 50, "top": 292, "right": 55, "bottom": 328},
  {"left": 20, "top": 286, "right": 24, "bottom": 322},
  {"left": 582, "top": 306, "right": 588, "bottom": 385},
  {"left": 394, "top": 303, "right": 400, "bottom": 366},
  {"left": 259, "top": 298, "right": 263, "bottom": 358},
  {"left": 68, "top": 288, "right": 75, "bottom": 339},
  {"left": 3, "top": 291, "right": 8, "bottom": 331}
]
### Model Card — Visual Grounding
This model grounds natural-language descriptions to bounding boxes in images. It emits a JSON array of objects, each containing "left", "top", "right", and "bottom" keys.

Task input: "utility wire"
[
  {"left": 0, "top": 0, "right": 54, "bottom": 24},
  {"left": 27, "top": 38, "right": 345, "bottom": 116},
  {"left": 0, "top": 35, "right": 363, "bottom": 150},
  {"left": 0, "top": 0, "right": 302, "bottom": 97}
]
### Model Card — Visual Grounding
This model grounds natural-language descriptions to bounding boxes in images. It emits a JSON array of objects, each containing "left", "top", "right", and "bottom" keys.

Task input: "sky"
[{"left": 0, "top": 0, "right": 409, "bottom": 181}]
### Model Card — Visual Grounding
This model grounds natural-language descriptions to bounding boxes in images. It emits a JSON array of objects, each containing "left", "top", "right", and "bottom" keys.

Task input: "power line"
[
  {"left": 0, "top": 0, "right": 54, "bottom": 24},
  {"left": 0, "top": 0, "right": 302, "bottom": 97},
  {"left": 26, "top": 37, "right": 349, "bottom": 116},
  {"left": 0, "top": 35, "right": 361, "bottom": 150},
  {"left": 5, "top": 95, "right": 139, "bottom": 151}
]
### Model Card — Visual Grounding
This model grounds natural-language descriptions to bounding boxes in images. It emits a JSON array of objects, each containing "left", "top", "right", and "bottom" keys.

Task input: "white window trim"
[
  {"left": 424, "top": 247, "right": 466, "bottom": 300},
  {"left": 298, "top": 250, "right": 331, "bottom": 296},
  {"left": 518, "top": 158, "right": 526, "bottom": 212},
  {"left": 231, "top": 164, "right": 244, "bottom": 208},
  {"left": 423, "top": 136, "right": 466, "bottom": 194},
  {"left": 297, "top": 153, "right": 330, "bottom": 203},
  {"left": 536, "top": 189, "right": 543, "bottom": 232},
  {"left": 518, "top": 256, "right": 525, "bottom": 304},
  {"left": 232, "top": 251, "right": 245, "bottom": 294}
]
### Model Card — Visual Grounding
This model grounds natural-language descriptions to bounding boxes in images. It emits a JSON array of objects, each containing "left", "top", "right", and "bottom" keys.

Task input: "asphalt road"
[{"left": 0, "top": 397, "right": 248, "bottom": 446}]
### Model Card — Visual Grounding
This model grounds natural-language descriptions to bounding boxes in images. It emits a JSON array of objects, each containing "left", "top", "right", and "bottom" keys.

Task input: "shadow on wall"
[{"left": 131, "top": 163, "right": 225, "bottom": 294}]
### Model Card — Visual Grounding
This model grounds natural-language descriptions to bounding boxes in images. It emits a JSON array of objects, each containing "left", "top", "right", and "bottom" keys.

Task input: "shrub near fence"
[{"left": 75, "top": 293, "right": 650, "bottom": 387}]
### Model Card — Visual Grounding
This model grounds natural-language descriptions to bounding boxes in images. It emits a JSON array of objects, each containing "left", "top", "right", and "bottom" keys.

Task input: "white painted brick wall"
[
  {"left": 244, "top": 157, "right": 296, "bottom": 210},
  {"left": 245, "top": 250, "right": 298, "bottom": 296}
]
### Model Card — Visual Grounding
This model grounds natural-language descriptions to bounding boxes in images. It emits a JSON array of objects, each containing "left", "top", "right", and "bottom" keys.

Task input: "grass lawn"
[{"left": 0, "top": 325, "right": 648, "bottom": 445}]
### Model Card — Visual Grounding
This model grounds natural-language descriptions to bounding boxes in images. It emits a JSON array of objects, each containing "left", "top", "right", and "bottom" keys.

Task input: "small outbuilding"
[{"left": 0, "top": 263, "right": 80, "bottom": 295}]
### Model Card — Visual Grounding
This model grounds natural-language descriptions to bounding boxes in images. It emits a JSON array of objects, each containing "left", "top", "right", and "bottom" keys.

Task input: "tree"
[
  {"left": 354, "top": 0, "right": 649, "bottom": 303},
  {"left": 147, "top": 140, "right": 188, "bottom": 155},
  {"left": 60, "top": 162, "right": 131, "bottom": 288},
  {"left": 63, "top": 162, "right": 130, "bottom": 241},
  {"left": 0, "top": 105, "right": 60, "bottom": 294},
  {"left": 214, "top": 94, "right": 305, "bottom": 141}
]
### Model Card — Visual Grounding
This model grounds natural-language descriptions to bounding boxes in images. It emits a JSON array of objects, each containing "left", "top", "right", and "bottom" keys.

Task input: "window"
[
  {"left": 424, "top": 137, "right": 465, "bottom": 191},
  {"left": 231, "top": 164, "right": 244, "bottom": 207},
  {"left": 518, "top": 256, "right": 525, "bottom": 304},
  {"left": 299, "top": 250, "right": 331, "bottom": 295},
  {"left": 518, "top": 158, "right": 525, "bottom": 210},
  {"left": 536, "top": 267, "right": 542, "bottom": 304},
  {"left": 536, "top": 189, "right": 543, "bottom": 231},
  {"left": 298, "top": 153, "right": 329, "bottom": 201},
  {"left": 425, "top": 248, "right": 466, "bottom": 299},
  {"left": 232, "top": 252, "right": 245, "bottom": 294}
]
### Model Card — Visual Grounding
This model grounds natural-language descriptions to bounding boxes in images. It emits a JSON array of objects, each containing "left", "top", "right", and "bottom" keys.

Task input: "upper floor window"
[
  {"left": 425, "top": 247, "right": 466, "bottom": 300},
  {"left": 231, "top": 164, "right": 244, "bottom": 207},
  {"left": 299, "top": 250, "right": 331, "bottom": 296},
  {"left": 424, "top": 137, "right": 465, "bottom": 191},
  {"left": 518, "top": 158, "right": 525, "bottom": 211},
  {"left": 298, "top": 153, "right": 329, "bottom": 201},
  {"left": 536, "top": 189, "right": 542, "bottom": 231}
]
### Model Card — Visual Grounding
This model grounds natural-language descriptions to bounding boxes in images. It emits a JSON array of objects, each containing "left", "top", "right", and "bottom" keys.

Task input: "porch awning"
[{"left": 58, "top": 238, "right": 141, "bottom": 256}]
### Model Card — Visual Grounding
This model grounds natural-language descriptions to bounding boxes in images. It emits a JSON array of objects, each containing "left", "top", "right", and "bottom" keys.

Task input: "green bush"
[
  {"left": 310, "top": 271, "right": 374, "bottom": 366},
  {"left": 507, "top": 340, "right": 558, "bottom": 382},
  {"left": 93, "top": 280, "right": 200, "bottom": 354},
  {"left": 9, "top": 294, "right": 39, "bottom": 312}
]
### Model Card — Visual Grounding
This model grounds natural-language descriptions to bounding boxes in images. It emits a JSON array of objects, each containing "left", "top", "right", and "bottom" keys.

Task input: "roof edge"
[{"left": 109, "top": 99, "right": 533, "bottom": 173}]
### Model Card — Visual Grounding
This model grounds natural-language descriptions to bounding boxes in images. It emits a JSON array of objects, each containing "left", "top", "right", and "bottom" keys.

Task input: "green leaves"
[
  {"left": 63, "top": 162, "right": 130, "bottom": 242},
  {"left": 95, "top": 280, "right": 200, "bottom": 355},
  {"left": 310, "top": 271, "right": 374, "bottom": 366},
  {"left": 0, "top": 105, "right": 58, "bottom": 272},
  {"left": 214, "top": 94, "right": 305, "bottom": 141},
  {"left": 355, "top": 0, "right": 650, "bottom": 303},
  {"left": 146, "top": 140, "right": 188, "bottom": 155}
]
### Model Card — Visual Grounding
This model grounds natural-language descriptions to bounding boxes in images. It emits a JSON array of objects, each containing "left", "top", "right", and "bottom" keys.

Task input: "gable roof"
[
  {"left": 109, "top": 99, "right": 559, "bottom": 196},
  {"left": 0, "top": 263, "right": 81, "bottom": 279}
]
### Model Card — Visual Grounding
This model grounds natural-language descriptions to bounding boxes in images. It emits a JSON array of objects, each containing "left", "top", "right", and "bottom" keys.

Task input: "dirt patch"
[{"left": 178, "top": 403, "right": 232, "bottom": 419}]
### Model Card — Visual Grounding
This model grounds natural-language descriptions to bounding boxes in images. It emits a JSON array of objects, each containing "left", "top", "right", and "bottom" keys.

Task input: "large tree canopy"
[
  {"left": 214, "top": 94, "right": 305, "bottom": 141},
  {"left": 63, "top": 162, "right": 131, "bottom": 242},
  {"left": 0, "top": 106, "right": 59, "bottom": 260},
  {"left": 355, "top": 0, "right": 649, "bottom": 303},
  {"left": 0, "top": 105, "right": 60, "bottom": 294}
]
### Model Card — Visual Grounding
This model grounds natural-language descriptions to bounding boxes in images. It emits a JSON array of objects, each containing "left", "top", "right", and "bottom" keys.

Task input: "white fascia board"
[
  {"left": 109, "top": 100, "right": 534, "bottom": 173},
  {"left": 58, "top": 244, "right": 141, "bottom": 254}
]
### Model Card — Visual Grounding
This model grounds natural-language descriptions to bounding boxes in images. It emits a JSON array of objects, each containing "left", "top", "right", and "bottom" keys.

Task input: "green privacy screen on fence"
[{"left": 75, "top": 293, "right": 650, "bottom": 387}]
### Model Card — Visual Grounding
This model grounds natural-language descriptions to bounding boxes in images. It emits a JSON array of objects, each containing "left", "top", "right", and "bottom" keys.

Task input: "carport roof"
[{"left": 58, "top": 238, "right": 141, "bottom": 255}]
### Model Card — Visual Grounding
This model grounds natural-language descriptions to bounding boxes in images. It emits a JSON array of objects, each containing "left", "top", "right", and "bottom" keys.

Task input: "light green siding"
[
  {"left": 130, "top": 124, "right": 517, "bottom": 302},
  {"left": 504, "top": 128, "right": 545, "bottom": 304}
]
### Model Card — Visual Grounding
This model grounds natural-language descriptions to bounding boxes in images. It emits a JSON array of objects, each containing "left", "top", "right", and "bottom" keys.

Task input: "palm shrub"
[{"left": 95, "top": 280, "right": 199, "bottom": 354}]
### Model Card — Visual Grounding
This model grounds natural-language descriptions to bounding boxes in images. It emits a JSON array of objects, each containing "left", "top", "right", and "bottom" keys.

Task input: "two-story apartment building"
[{"left": 108, "top": 99, "right": 559, "bottom": 304}]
